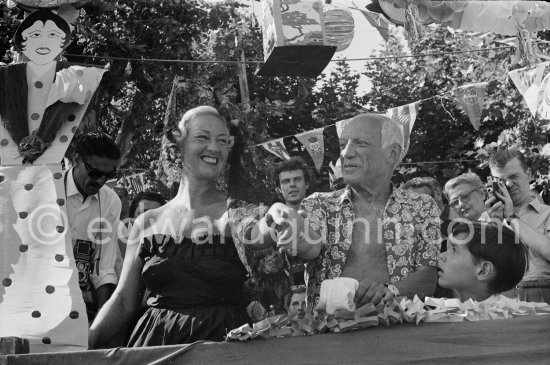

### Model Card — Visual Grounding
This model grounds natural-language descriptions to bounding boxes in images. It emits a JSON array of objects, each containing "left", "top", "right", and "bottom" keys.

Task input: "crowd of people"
[{"left": 50, "top": 107, "right": 549, "bottom": 349}]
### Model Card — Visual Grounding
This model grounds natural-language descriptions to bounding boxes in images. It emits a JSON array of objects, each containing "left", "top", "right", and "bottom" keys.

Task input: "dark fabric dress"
[{"left": 127, "top": 233, "right": 248, "bottom": 347}]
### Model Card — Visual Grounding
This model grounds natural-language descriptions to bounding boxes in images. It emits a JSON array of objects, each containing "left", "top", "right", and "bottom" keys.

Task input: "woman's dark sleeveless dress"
[{"left": 127, "top": 233, "right": 248, "bottom": 347}]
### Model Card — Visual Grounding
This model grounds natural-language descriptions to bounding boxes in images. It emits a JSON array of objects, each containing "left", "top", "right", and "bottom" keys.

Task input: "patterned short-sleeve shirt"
[{"left": 301, "top": 186, "right": 441, "bottom": 307}]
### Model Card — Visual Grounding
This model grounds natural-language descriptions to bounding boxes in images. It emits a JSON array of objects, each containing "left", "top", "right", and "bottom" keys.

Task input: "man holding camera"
[
  {"left": 487, "top": 149, "right": 550, "bottom": 303},
  {"left": 66, "top": 133, "right": 122, "bottom": 321}
]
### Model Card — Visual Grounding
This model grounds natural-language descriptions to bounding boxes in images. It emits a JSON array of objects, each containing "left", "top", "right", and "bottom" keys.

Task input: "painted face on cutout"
[
  {"left": 20, "top": 20, "right": 66, "bottom": 65},
  {"left": 180, "top": 115, "right": 234, "bottom": 181},
  {"left": 437, "top": 232, "right": 480, "bottom": 292},
  {"left": 338, "top": 117, "right": 391, "bottom": 187},
  {"left": 277, "top": 169, "right": 308, "bottom": 206},
  {"left": 447, "top": 183, "right": 486, "bottom": 221}
]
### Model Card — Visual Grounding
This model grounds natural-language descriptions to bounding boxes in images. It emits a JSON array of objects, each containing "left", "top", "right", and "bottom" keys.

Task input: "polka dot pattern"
[
  {"left": 69, "top": 311, "right": 79, "bottom": 319},
  {"left": 24, "top": 184, "right": 33, "bottom": 191},
  {"left": 60, "top": 135, "right": 68, "bottom": 143},
  {"left": 42, "top": 337, "right": 51, "bottom": 344},
  {"left": 19, "top": 212, "right": 28, "bottom": 219},
  {"left": 67, "top": 114, "right": 76, "bottom": 122},
  {"left": 55, "top": 254, "right": 64, "bottom": 262},
  {"left": 71, "top": 126, "right": 78, "bottom": 133},
  {"left": 45, "top": 285, "right": 55, "bottom": 294},
  {"left": 76, "top": 69, "right": 84, "bottom": 77},
  {"left": 54, "top": 172, "right": 63, "bottom": 179},
  {"left": 56, "top": 226, "right": 65, "bottom": 233},
  {"left": 32, "top": 311, "right": 41, "bottom": 318},
  {"left": 1, "top": 139, "right": 8, "bottom": 146},
  {"left": 57, "top": 198, "right": 65, "bottom": 206},
  {"left": 31, "top": 113, "right": 40, "bottom": 121},
  {"left": 19, "top": 244, "right": 28, "bottom": 252},
  {"left": 34, "top": 81, "right": 43, "bottom": 88},
  {"left": 0, "top": 175, "right": 4, "bottom": 183},
  {"left": 2, "top": 278, "right": 12, "bottom": 287}
]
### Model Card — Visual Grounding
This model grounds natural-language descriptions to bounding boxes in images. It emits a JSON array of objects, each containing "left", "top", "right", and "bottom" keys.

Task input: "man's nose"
[{"left": 341, "top": 141, "right": 354, "bottom": 158}]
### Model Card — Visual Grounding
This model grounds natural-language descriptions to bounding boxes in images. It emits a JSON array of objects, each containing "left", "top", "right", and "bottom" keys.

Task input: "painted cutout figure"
[{"left": 0, "top": 9, "right": 106, "bottom": 352}]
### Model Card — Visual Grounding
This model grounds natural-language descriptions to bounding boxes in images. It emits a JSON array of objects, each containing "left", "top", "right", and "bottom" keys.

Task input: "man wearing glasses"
[
  {"left": 487, "top": 149, "right": 550, "bottom": 304},
  {"left": 65, "top": 132, "right": 122, "bottom": 322}
]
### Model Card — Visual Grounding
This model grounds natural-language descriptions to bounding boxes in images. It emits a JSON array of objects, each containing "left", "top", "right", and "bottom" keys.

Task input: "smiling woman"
[{"left": 88, "top": 106, "right": 264, "bottom": 348}]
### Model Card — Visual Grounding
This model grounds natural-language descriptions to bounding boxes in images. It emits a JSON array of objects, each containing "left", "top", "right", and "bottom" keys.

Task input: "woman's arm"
[{"left": 88, "top": 215, "right": 147, "bottom": 349}]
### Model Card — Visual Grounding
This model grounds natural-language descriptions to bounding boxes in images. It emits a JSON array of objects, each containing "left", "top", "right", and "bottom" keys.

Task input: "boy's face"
[{"left": 437, "top": 232, "right": 480, "bottom": 291}]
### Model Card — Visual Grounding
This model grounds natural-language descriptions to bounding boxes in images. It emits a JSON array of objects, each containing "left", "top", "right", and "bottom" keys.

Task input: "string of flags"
[
  {"left": 258, "top": 61, "right": 550, "bottom": 175},
  {"left": 118, "top": 172, "right": 147, "bottom": 193}
]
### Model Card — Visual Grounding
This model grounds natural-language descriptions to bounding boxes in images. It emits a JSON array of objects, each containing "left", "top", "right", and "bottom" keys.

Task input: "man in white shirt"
[
  {"left": 66, "top": 132, "right": 122, "bottom": 320},
  {"left": 487, "top": 149, "right": 550, "bottom": 303}
]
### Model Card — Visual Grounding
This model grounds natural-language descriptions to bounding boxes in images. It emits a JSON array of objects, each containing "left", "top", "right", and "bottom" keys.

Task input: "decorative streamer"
[
  {"left": 453, "top": 82, "right": 488, "bottom": 131},
  {"left": 537, "top": 72, "right": 550, "bottom": 120},
  {"left": 295, "top": 128, "right": 325, "bottom": 173},
  {"left": 261, "top": 137, "right": 291, "bottom": 160},
  {"left": 385, "top": 101, "right": 420, "bottom": 157},
  {"left": 508, "top": 62, "right": 548, "bottom": 117}
]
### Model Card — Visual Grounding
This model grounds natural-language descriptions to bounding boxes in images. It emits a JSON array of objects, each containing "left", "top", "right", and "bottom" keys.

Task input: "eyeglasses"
[
  {"left": 449, "top": 189, "right": 478, "bottom": 208},
  {"left": 82, "top": 159, "right": 118, "bottom": 180}
]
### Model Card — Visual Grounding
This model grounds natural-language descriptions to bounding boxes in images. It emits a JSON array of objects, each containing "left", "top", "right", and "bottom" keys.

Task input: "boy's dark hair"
[
  {"left": 129, "top": 191, "right": 167, "bottom": 218},
  {"left": 75, "top": 132, "right": 121, "bottom": 161},
  {"left": 451, "top": 221, "right": 528, "bottom": 295},
  {"left": 14, "top": 10, "right": 72, "bottom": 51},
  {"left": 488, "top": 148, "right": 529, "bottom": 172},
  {"left": 272, "top": 157, "right": 310, "bottom": 187}
]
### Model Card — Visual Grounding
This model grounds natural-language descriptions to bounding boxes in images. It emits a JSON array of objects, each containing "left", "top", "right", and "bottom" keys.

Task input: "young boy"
[{"left": 438, "top": 221, "right": 528, "bottom": 301}]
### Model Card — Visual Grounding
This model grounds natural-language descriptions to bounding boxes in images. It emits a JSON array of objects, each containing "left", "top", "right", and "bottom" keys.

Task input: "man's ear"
[
  {"left": 526, "top": 167, "right": 533, "bottom": 181},
  {"left": 476, "top": 260, "right": 495, "bottom": 282},
  {"left": 388, "top": 143, "right": 403, "bottom": 165}
]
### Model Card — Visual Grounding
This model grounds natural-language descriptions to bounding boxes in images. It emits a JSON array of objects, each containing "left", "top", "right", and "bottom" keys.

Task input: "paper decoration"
[
  {"left": 537, "top": 72, "right": 550, "bottom": 120},
  {"left": 261, "top": 137, "right": 291, "bottom": 161},
  {"left": 404, "top": 2, "right": 424, "bottom": 42},
  {"left": 324, "top": 8, "right": 355, "bottom": 52},
  {"left": 0, "top": 8, "right": 105, "bottom": 353},
  {"left": 515, "top": 23, "right": 540, "bottom": 66},
  {"left": 373, "top": 1, "right": 550, "bottom": 36},
  {"left": 295, "top": 128, "right": 324, "bottom": 173},
  {"left": 328, "top": 159, "right": 343, "bottom": 190},
  {"left": 453, "top": 82, "right": 487, "bottom": 131},
  {"left": 124, "top": 172, "right": 146, "bottom": 193},
  {"left": 359, "top": 8, "right": 393, "bottom": 41},
  {"left": 508, "top": 62, "right": 548, "bottom": 117},
  {"left": 258, "top": 0, "right": 336, "bottom": 77},
  {"left": 386, "top": 102, "right": 420, "bottom": 156}
]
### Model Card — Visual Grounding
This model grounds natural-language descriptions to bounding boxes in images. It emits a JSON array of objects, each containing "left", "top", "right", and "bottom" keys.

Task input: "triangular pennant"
[
  {"left": 335, "top": 118, "right": 350, "bottom": 138},
  {"left": 295, "top": 128, "right": 325, "bottom": 173},
  {"left": 329, "top": 159, "right": 343, "bottom": 190},
  {"left": 508, "top": 62, "right": 548, "bottom": 117},
  {"left": 453, "top": 82, "right": 488, "bottom": 131},
  {"left": 261, "top": 137, "right": 291, "bottom": 160},
  {"left": 385, "top": 102, "right": 420, "bottom": 156},
  {"left": 537, "top": 72, "right": 550, "bottom": 120},
  {"left": 359, "top": 8, "right": 392, "bottom": 41}
]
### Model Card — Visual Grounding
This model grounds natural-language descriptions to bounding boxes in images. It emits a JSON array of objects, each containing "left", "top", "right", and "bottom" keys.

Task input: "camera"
[
  {"left": 74, "top": 239, "right": 95, "bottom": 290},
  {"left": 487, "top": 176, "right": 504, "bottom": 204}
]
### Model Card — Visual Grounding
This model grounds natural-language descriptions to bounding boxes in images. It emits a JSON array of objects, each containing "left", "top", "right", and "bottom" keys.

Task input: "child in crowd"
[{"left": 438, "top": 221, "right": 527, "bottom": 302}]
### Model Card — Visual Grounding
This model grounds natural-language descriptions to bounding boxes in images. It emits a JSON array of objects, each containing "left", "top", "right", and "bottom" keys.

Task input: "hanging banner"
[
  {"left": 508, "top": 62, "right": 548, "bottom": 117},
  {"left": 295, "top": 128, "right": 325, "bottom": 173},
  {"left": 359, "top": 8, "right": 393, "bottom": 41},
  {"left": 386, "top": 101, "right": 420, "bottom": 156},
  {"left": 537, "top": 72, "right": 550, "bottom": 120},
  {"left": 453, "top": 83, "right": 487, "bottom": 131},
  {"left": 261, "top": 137, "right": 291, "bottom": 161},
  {"left": 125, "top": 172, "right": 146, "bottom": 193}
]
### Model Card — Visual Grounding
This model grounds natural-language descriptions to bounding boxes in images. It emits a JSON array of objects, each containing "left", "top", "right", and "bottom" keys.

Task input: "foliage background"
[{"left": 1, "top": 0, "right": 549, "bottom": 201}]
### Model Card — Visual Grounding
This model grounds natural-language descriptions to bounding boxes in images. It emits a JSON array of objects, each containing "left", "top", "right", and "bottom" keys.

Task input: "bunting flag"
[
  {"left": 385, "top": 102, "right": 420, "bottom": 156},
  {"left": 453, "top": 82, "right": 488, "bottom": 131},
  {"left": 335, "top": 118, "right": 349, "bottom": 138},
  {"left": 508, "top": 62, "right": 548, "bottom": 117},
  {"left": 537, "top": 72, "right": 550, "bottom": 120},
  {"left": 295, "top": 128, "right": 325, "bottom": 173},
  {"left": 261, "top": 137, "right": 291, "bottom": 160},
  {"left": 359, "top": 8, "right": 392, "bottom": 41},
  {"left": 328, "top": 159, "right": 343, "bottom": 189},
  {"left": 125, "top": 172, "right": 146, "bottom": 193}
]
